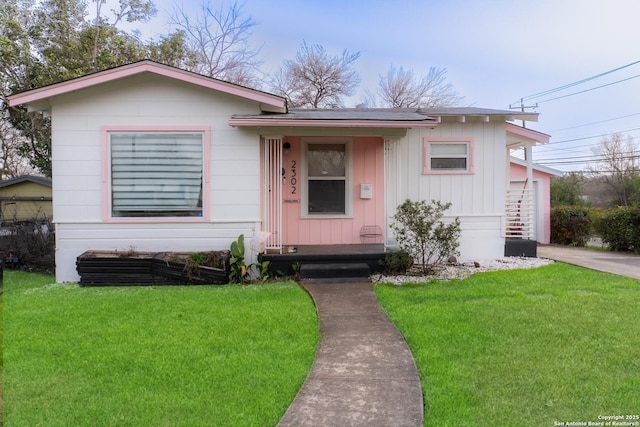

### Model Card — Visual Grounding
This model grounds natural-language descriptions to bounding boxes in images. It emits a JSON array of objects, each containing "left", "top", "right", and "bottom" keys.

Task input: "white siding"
[
  {"left": 50, "top": 74, "right": 263, "bottom": 282},
  {"left": 387, "top": 121, "right": 507, "bottom": 260}
]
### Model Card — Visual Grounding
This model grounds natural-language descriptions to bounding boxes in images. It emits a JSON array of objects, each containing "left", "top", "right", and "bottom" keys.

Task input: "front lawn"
[
  {"left": 3, "top": 272, "right": 319, "bottom": 427},
  {"left": 376, "top": 263, "right": 640, "bottom": 426}
]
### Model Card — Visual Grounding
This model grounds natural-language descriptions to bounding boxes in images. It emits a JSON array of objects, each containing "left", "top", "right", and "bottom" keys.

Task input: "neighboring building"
[
  {"left": 509, "top": 158, "right": 562, "bottom": 244},
  {"left": 9, "top": 61, "right": 549, "bottom": 282},
  {"left": 0, "top": 175, "right": 53, "bottom": 224}
]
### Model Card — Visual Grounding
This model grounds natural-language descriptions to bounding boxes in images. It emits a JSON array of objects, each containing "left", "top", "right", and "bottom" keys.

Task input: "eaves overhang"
[
  {"left": 506, "top": 122, "right": 551, "bottom": 148},
  {"left": 8, "top": 60, "right": 287, "bottom": 113}
]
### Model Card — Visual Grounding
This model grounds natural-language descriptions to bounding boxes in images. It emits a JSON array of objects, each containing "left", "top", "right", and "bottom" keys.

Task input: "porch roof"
[
  {"left": 230, "top": 108, "right": 439, "bottom": 128},
  {"left": 506, "top": 123, "right": 551, "bottom": 148},
  {"left": 229, "top": 107, "right": 538, "bottom": 128}
]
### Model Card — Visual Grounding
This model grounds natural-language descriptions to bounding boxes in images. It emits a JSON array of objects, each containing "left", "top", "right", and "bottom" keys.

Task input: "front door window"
[{"left": 306, "top": 143, "right": 347, "bottom": 215}]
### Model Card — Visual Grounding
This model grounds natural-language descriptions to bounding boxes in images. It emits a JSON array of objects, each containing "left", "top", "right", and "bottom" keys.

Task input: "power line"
[
  {"left": 537, "top": 153, "right": 640, "bottom": 165},
  {"left": 536, "top": 142, "right": 640, "bottom": 163},
  {"left": 517, "top": 59, "right": 640, "bottom": 103},
  {"left": 548, "top": 112, "right": 640, "bottom": 133},
  {"left": 535, "top": 73, "right": 640, "bottom": 104},
  {"left": 540, "top": 127, "right": 640, "bottom": 146}
]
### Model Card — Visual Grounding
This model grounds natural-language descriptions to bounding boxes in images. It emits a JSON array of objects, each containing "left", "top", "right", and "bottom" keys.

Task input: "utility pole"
[
  {"left": 508, "top": 98, "right": 539, "bottom": 162},
  {"left": 509, "top": 98, "right": 538, "bottom": 128}
]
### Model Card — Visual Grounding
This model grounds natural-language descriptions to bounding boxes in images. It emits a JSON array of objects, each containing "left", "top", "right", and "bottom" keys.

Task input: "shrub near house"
[
  {"left": 594, "top": 207, "right": 640, "bottom": 253},
  {"left": 550, "top": 206, "right": 591, "bottom": 246}
]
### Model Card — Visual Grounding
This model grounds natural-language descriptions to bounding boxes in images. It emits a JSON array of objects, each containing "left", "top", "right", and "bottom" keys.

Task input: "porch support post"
[
  {"left": 525, "top": 144, "right": 534, "bottom": 240},
  {"left": 384, "top": 137, "right": 401, "bottom": 248},
  {"left": 262, "top": 136, "right": 283, "bottom": 252}
]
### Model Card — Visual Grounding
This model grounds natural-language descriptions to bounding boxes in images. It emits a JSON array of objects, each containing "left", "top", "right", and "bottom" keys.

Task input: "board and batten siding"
[
  {"left": 280, "top": 136, "right": 385, "bottom": 245},
  {"left": 51, "top": 74, "right": 263, "bottom": 282},
  {"left": 387, "top": 121, "right": 507, "bottom": 260}
]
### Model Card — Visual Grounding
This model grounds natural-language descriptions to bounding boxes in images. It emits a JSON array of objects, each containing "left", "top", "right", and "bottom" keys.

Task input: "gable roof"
[
  {"left": 8, "top": 60, "right": 287, "bottom": 113},
  {"left": 0, "top": 175, "right": 52, "bottom": 188}
]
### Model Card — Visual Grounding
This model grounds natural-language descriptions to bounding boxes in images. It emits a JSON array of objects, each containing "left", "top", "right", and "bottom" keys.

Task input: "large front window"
[
  {"left": 109, "top": 132, "right": 204, "bottom": 217},
  {"left": 306, "top": 143, "right": 347, "bottom": 215}
]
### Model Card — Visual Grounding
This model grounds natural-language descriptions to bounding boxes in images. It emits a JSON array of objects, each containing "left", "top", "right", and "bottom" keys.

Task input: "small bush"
[
  {"left": 390, "top": 199, "right": 461, "bottom": 274},
  {"left": 550, "top": 206, "right": 592, "bottom": 246},
  {"left": 379, "top": 250, "right": 413, "bottom": 275},
  {"left": 0, "top": 215, "right": 55, "bottom": 273},
  {"left": 593, "top": 207, "right": 640, "bottom": 253}
]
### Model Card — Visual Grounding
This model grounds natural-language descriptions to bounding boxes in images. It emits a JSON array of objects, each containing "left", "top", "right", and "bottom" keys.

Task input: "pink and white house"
[{"left": 9, "top": 61, "right": 550, "bottom": 282}]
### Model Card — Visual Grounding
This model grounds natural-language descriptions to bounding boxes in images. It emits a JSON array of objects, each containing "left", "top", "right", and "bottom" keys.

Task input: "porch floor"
[{"left": 283, "top": 244, "right": 386, "bottom": 255}]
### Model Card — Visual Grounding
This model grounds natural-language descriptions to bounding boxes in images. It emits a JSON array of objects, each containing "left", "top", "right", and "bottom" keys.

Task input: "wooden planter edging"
[{"left": 76, "top": 250, "right": 230, "bottom": 286}]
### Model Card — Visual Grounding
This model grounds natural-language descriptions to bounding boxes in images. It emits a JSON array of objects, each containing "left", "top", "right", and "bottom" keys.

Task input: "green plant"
[
  {"left": 183, "top": 252, "right": 209, "bottom": 279},
  {"left": 251, "top": 253, "right": 272, "bottom": 282},
  {"left": 379, "top": 250, "right": 413, "bottom": 275},
  {"left": 229, "top": 235, "right": 248, "bottom": 283},
  {"left": 229, "top": 235, "right": 276, "bottom": 283},
  {"left": 550, "top": 173, "right": 590, "bottom": 207},
  {"left": 550, "top": 206, "right": 592, "bottom": 246},
  {"left": 594, "top": 206, "right": 640, "bottom": 253},
  {"left": 389, "top": 199, "right": 461, "bottom": 274},
  {"left": 188, "top": 251, "right": 207, "bottom": 265}
]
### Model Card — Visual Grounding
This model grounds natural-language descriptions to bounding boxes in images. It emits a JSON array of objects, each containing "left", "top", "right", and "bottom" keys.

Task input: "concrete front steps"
[
  {"left": 262, "top": 244, "right": 388, "bottom": 283},
  {"left": 300, "top": 262, "right": 371, "bottom": 282}
]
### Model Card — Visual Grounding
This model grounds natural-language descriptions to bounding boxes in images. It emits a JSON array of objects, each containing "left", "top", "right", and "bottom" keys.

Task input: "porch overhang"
[
  {"left": 229, "top": 108, "right": 439, "bottom": 131},
  {"left": 248, "top": 127, "right": 411, "bottom": 138},
  {"left": 229, "top": 117, "right": 438, "bottom": 129},
  {"left": 506, "top": 123, "right": 550, "bottom": 149}
]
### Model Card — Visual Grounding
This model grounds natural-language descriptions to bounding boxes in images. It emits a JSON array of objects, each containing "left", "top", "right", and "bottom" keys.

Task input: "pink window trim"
[
  {"left": 422, "top": 137, "right": 475, "bottom": 175},
  {"left": 101, "top": 125, "right": 211, "bottom": 223}
]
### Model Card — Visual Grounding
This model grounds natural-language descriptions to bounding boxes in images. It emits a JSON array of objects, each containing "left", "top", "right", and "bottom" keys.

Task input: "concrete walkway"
[
  {"left": 278, "top": 281, "right": 423, "bottom": 427},
  {"left": 538, "top": 245, "right": 640, "bottom": 280}
]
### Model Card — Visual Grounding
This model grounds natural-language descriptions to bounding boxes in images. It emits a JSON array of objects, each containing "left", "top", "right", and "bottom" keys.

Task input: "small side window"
[{"left": 423, "top": 139, "right": 474, "bottom": 174}]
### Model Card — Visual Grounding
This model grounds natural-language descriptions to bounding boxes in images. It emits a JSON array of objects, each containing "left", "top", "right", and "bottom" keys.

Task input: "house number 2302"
[
  {"left": 290, "top": 160, "right": 298, "bottom": 194},
  {"left": 290, "top": 160, "right": 297, "bottom": 194}
]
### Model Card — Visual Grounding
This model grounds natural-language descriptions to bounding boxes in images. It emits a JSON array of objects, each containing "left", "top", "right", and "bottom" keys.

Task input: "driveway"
[{"left": 537, "top": 245, "right": 640, "bottom": 280}]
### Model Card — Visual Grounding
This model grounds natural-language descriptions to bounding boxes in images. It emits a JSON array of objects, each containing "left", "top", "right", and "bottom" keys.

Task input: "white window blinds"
[{"left": 110, "top": 133, "right": 203, "bottom": 217}]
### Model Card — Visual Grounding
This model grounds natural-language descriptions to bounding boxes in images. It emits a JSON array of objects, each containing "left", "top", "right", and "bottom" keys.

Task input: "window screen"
[
  {"left": 307, "top": 143, "right": 346, "bottom": 214},
  {"left": 429, "top": 142, "right": 469, "bottom": 171}
]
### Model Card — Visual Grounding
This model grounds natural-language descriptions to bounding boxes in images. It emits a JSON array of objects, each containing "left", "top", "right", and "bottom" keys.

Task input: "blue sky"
[{"left": 134, "top": 0, "right": 640, "bottom": 172}]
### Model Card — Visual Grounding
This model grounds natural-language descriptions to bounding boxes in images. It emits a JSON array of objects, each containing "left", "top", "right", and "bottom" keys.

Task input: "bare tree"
[
  {"left": 171, "top": 1, "right": 262, "bottom": 87},
  {"left": 589, "top": 133, "right": 640, "bottom": 206},
  {"left": 271, "top": 42, "right": 361, "bottom": 108},
  {"left": 0, "top": 113, "right": 38, "bottom": 179},
  {"left": 371, "top": 65, "right": 464, "bottom": 108}
]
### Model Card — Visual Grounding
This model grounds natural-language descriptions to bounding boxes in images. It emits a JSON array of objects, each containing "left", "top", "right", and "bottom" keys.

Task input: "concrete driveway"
[{"left": 537, "top": 245, "right": 640, "bottom": 280}]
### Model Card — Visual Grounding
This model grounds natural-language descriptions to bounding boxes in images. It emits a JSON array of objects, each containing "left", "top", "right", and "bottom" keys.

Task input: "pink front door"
[{"left": 279, "top": 136, "right": 385, "bottom": 245}]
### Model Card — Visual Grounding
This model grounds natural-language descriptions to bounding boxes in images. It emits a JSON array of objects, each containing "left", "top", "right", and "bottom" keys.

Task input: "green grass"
[
  {"left": 3, "top": 271, "right": 319, "bottom": 427},
  {"left": 376, "top": 263, "right": 640, "bottom": 427}
]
